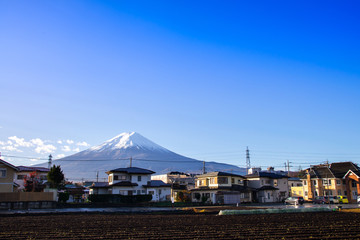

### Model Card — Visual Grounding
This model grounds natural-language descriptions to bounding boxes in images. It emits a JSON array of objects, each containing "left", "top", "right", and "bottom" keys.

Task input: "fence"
[{"left": 0, "top": 192, "right": 56, "bottom": 202}]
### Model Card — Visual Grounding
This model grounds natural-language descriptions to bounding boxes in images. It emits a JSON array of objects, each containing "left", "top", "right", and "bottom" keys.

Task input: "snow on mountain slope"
[{"left": 36, "top": 132, "right": 245, "bottom": 181}]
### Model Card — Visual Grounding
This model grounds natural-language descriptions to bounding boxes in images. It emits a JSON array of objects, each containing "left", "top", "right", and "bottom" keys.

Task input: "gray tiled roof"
[
  {"left": 198, "top": 171, "right": 245, "bottom": 178},
  {"left": 107, "top": 167, "right": 155, "bottom": 175},
  {"left": 143, "top": 180, "right": 171, "bottom": 188},
  {"left": 246, "top": 172, "right": 289, "bottom": 179}
]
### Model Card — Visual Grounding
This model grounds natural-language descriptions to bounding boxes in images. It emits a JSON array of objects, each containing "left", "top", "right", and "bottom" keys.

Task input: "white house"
[
  {"left": 246, "top": 172, "right": 289, "bottom": 203},
  {"left": 105, "top": 167, "right": 154, "bottom": 195},
  {"left": 143, "top": 180, "right": 171, "bottom": 202}
]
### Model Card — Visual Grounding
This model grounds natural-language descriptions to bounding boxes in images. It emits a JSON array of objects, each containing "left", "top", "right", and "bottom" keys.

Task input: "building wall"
[
  {"left": 147, "top": 187, "right": 171, "bottom": 202},
  {"left": 291, "top": 186, "right": 304, "bottom": 197},
  {"left": 196, "top": 176, "right": 244, "bottom": 188},
  {"left": 302, "top": 177, "right": 348, "bottom": 200},
  {"left": 0, "top": 164, "right": 17, "bottom": 193}
]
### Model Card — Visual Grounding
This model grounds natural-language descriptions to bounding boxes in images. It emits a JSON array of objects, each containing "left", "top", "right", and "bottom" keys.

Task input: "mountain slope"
[{"left": 37, "top": 132, "right": 245, "bottom": 181}]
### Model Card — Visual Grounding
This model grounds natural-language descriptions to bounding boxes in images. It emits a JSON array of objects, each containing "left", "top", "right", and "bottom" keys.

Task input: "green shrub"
[{"left": 58, "top": 192, "right": 70, "bottom": 203}]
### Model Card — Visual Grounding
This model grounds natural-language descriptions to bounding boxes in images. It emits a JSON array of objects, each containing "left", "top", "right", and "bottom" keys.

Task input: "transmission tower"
[{"left": 246, "top": 147, "right": 250, "bottom": 174}]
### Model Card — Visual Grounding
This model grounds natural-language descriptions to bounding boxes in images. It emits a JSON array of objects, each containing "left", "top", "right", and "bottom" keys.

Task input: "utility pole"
[
  {"left": 285, "top": 160, "right": 292, "bottom": 176},
  {"left": 202, "top": 161, "right": 206, "bottom": 174},
  {"left": 129, "top": 157, "right": 132, "bottom": 168},
  {"left": 96, "top": 171, "right": 99, "bottom": 183},
  {"left": 246, "top": 147, "right": 251, "bottom": 175},
  {"left": 48, "top": 154, "right": 52, "bottom": 169}
]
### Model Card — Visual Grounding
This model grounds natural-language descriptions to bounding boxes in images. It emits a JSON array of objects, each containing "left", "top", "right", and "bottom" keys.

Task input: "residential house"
[
  {"left": 288, "top": 177, "right": 303, "bottom": 197},
  {"left": 14, "top": 166, "right": 49, "bottom": 192},
  {"left": 89, "top": 167, "right": 171, "bottom": 202},
  {"left": 0, "top": 159, "right": 18, "bottom": 192},
  {"left": 106, "top": 167, "right": 154, "bottom": 195},
  {"left": 151, "top": 171, "right": 195, "bottom": 202},
  {"left": 89, "top": 182, "right": 109, "bottom": 195},
  {"left": 301, "top": 162, "right": 360, "bottom": 202},
  {"left": 246, "top": 172, "right": 289, "bottom": 203},
  {"left": 191, "top": 172, "right": 252, "bottom": 204},
  {"left": 143, "top": 180, "right": 171, "bottom": 202}
]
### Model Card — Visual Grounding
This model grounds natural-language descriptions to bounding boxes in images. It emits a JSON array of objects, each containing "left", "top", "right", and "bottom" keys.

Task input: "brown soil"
[{"left": 1, "top": 212, "right": 360, "bottom": 239}]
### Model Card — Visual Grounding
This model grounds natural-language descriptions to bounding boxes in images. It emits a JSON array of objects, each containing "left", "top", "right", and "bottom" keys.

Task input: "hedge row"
[{"left": 88, "top": 194, "right": 152, "bottom": 203}]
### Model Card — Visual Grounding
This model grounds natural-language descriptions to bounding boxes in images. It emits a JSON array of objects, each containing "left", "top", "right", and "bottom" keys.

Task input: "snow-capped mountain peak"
[{"left": 88, "top": 132, "right": 168, "bottom": 152}]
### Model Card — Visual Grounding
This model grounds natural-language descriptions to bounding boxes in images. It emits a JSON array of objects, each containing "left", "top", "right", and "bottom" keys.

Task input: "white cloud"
[
  {"left": 30, "top": 138, "right": 56, "bottom": 154},
  {"left": 0, "top": 141, "right": 5, "bottom": 146},
  {"left": 31, "top": 138, "right": 44, "bottom": 146},
  {"left": 34, "top": 144, "right": 56, "bottom": 154},
  {"left": 56, "top": 154, "right": 65, "bottom": 159},
  {"left": 66, "top": 140, "right": 74, "bottom": 145},
  {"left": 76, "top": 141, "right": 89, "bottom": 147},
  {"left": 30, "top": 158, "right": 40, "bottom": 162},
  {"left": 57, "top": 140, "right": 63, "bottom": 144},
  {"left": 73, "top": 147, "right": 80, "bottom": 152},
  {"left": 62, "top": 146, "right": 72, "bottom": 152},
  {"left": 2, "top": 145, "right": 22, "bottom": 152},
  {"left": 8, "top": 136, "right": 33, "bottom": 147}
]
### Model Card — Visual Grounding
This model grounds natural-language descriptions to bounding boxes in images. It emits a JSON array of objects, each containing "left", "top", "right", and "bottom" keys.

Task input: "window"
[
  {"left": 120, "top": 175, "right": 127, "bottom": 180},
  {"left": 338, "top": 190, "right": 341, "bottom": 195},
  {"left": 313, "top": 180, "right": 317, "bottom": 186},
  {"left": 314, "top": 190, "right": 318, "bottom": 196},
  {"left": 352, "top": 181, "right": 357, "bottom": 188},
  {"left": 210, "top": 178, "right": 215, "bottom": 184},
  {"left": 343, "top": 180, "right": 346, "bottom": 185},
  {"left": 114, "top": 175, "right": 119, "bottom": 180},
  {"left": 17, "top": 174, "right": 26, "bottom": 180},
  {"left": 218, "top": 177, "right": 228, "bottom": 184},
  {"left": 0, "top": 169, "right": 6, "bottom": 178},
  {"left": 303, "top": 181, "right": 307, "bottom": 186},
  {"left": 137, "top": 190, "right": 141, "bottom": 195},
  {"left": 142, "top": 190, "right": 146, "bottom": 194},
  {"left": 267, "top": 193, "right": 270, "bottom": 199},
  {"left": 336, "top": 180, "right": 341, "bottom": 185},
  {"left": 323, "top": 179, "right": 328, "bottom": 185},
  {"left": 344, "top": 190, "right": 347, "bottom": 196},
  {"left": 238, "top": 179, "right": 244, "bottom": 185},
  {"left": 149, "top": 191, "right": 154, "bottom": 195},
  {"left": 231, "top": 178, "right": 234, "bottom": 184},
  {"left": 108, "top": 175, "right": 113, "bottom": 182},
  {"left": 138, "top": 176, "right": 142, "bottom": 182},
  {"left": 305, "top": 191, "right": 308, "bottom": 196},
  {"left": 159, "top": 189, "right": 162, "bottom": 194},
  {"left": 274, "top": 180, "right": 278, "bottom": 186},
  {"left": 265, "top": 180, "right": 271, "bottom": 184},
  {"left": 329, "top": 179, "right": 332, "bottom": 185}
]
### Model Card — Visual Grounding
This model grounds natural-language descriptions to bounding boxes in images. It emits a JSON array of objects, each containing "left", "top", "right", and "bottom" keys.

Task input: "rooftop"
[{"left": 106, "top": 167, "right": 155, "bottom": 175}]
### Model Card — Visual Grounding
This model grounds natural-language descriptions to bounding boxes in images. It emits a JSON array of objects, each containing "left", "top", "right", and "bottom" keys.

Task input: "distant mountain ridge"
[{"left": 36, "top": 132, "right": 245, "bottom": 181}]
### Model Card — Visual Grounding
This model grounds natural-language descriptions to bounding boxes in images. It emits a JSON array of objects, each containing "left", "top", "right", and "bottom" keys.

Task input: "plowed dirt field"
[{"left": 1, "top": 212, "right": 360, "bottom": 239}]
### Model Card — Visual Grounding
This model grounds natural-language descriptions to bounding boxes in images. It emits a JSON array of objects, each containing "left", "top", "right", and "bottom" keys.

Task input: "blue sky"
[{"left": 1, "top": 1, "right": 359, "bottom": 170}]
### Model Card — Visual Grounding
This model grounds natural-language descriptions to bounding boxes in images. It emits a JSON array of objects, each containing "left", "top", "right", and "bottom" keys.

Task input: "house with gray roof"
[
  {"left": 90, "top": 167, "right": 171, "bottom": 201},
  {"left": 191, "top": 171, "right": 253, "bottom": 204},
  {"left": 245, "top": 172, "right": 289, "bottom": 203}
]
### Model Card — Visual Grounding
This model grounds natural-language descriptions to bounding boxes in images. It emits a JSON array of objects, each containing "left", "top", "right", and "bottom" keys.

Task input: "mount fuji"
[{"left": 37, "top": 132, "right": 245, "bottom": 181}]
